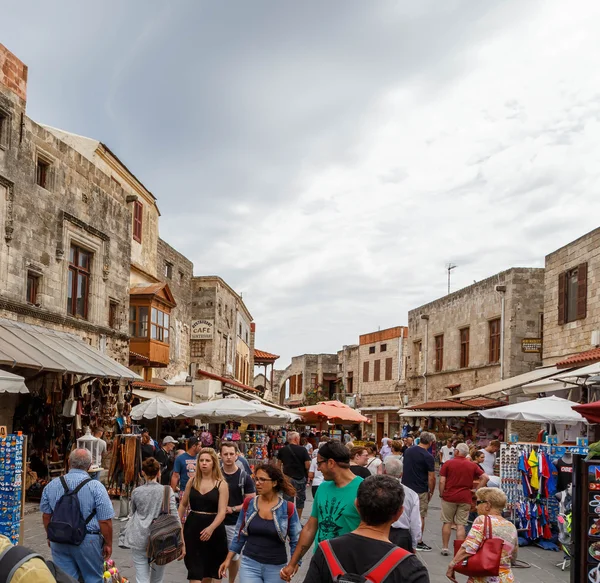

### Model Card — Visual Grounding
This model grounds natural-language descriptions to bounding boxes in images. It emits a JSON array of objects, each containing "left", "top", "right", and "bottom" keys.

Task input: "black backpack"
[
  {"left": 0, "top": 546, "right": 77, "bottom": 582},
  {"left": 47, "top": 477, "right": 96, "bottom": 546}
]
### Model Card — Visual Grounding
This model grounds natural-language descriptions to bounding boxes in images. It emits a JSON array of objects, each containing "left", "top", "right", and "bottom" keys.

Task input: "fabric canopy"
[
  {"left": 130, "top": 396, "right": 194, "bottom": 420},
  {"left": 572, "top": 401, "right": 600, "bottom": 424},
  {"left": 557, "top": 361, "right": 600, "bottom": 379},
  {"left": 399, "top": 409, "right": 479, "bottom": 418},
  {"left": 478, "top": 396, "right": 586, "bottom": 424},
  {"left": 292, "top": 401, "right": 369, "bottom": 423},
  {"left": 0, "top": 369, "right": 28, "bottom": 394},
  {"left": 185, "top": 396, "right": 300, "bottom": 424},
  {"left": 132, "top": 389, "right": 193, "bottom": 406}
]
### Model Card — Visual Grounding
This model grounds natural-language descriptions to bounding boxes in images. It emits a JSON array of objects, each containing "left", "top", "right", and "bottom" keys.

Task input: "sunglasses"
[{"left": 476, "top": 500, "right": 488, "bottom": 505}]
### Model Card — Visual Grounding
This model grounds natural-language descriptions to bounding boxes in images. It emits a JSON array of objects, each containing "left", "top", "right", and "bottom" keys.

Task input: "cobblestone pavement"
[{"left": 22, "top": 489, "right": 570, "bottom": 582}]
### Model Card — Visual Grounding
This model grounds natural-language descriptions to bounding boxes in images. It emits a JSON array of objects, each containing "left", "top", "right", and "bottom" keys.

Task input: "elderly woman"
[{"left": 446, "top": 487, "right": 517, "bottom": 583}]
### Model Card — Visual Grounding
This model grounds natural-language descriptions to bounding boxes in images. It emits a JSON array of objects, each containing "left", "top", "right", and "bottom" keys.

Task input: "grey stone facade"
[{"left": 281, "top": 353, "right": 338, "bottom": 405}]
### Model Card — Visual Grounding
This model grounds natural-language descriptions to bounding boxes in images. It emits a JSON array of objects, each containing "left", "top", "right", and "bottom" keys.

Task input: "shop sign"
[
  {"left": 521, "top": 338, "right": 542, "bottom": 353},
  {"left": 191, "top": 319, "right": 214, "bottom": 340}
]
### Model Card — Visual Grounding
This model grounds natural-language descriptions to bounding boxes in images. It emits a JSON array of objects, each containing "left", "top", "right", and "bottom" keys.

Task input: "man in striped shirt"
[{"left": 40, "top": 449, "right": 114, "bottom": 583}]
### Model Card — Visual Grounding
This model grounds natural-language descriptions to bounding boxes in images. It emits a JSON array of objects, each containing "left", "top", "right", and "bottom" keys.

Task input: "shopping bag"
[
  {"left": 453, "top": 515, "right": 503, "bottom": 577},
  {"left": 62, "top": 390, "right": 77, "bottom": 418}
]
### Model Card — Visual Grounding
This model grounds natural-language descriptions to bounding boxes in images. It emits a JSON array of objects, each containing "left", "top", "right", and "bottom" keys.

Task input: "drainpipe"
[
  {"left": 496, "top": 285, "right": 507, "bottom": 380},
  {"left": 420, "top": 315, "right": 429, "bottom": 403}
]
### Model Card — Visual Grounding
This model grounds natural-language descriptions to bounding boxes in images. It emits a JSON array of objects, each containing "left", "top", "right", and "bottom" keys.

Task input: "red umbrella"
[
  {"left": 292, "top": 400, "right": 370, "bottom": 424},
  {"left": 572, "top": 401, "right": 600, "bottom": 424}
]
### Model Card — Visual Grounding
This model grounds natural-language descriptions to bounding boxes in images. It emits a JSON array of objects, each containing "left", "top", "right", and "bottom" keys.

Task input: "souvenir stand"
[{"left": 0, "top": 432, "right": 26, "bottom": 544}]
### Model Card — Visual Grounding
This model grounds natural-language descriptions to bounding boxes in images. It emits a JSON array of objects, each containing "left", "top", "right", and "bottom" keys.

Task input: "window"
[
  {"left": 347, "top": 372, "right": 353, "bottom": 393},
  {"left": 489, "top": 319, "right": 501, "bottom": 363},
  {"left": 0, "top": 110, "right": 9, "bottom": 149},
  {"left": 413, "top": 341, "right": 422, "bottom": 374},
  {"left": 109, "top": 301, "right": 118, "bottom": 329},
  {"left": 151, "top": 307, "right": 170, "bottom": 343},
  {"left": 239, "top": 323, "right": 242, "bottom": 336},
  {"left": 559, "top": 263, "right": 588, "bottom": 324},
  {"left": 374, "top": 359, "right": 381, "bottom": 382},
  {"left": 380, "top": 343, "right": 387, "bottom": 352},
  {"left": 36, "top": 157, "right": 50, "bottom": 189},
  {"left": 460, "top": 327, "right": 470, "bottom": 368},
  {"left": 133, "top": 201, "right": 143, "bottom": 242},
  {"left": 129, "top": 306, "right": 149, "bottom": 337},
  {"left": 164, "top": 262, "right": 173, "bottom": 279},
  {"left": 26, "top": 272, "right": 39, "bottom": 305},
  {"left": 67, "top": 245, "right": 91, "bottom": 318},
  {"left": 434, "top": 334, "right": 444, "bottom": 372},
  {"left": 363, "top": 361, "right": 369, "bottom": 382},
  {"left": 245, "top": 331, "right": 249, "bottom": 343},
  {"left": 385, "top": 357, "right": 393, "bottom": 381},
  {"left": 179, "top": 270, "right": 184, "bottom": 283},
  {"left": 369, "top": 346, "right": 376, "bottom": 354}
]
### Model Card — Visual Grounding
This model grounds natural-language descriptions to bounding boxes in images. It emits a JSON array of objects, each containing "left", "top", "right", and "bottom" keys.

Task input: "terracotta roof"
[
  {"left": 132, "top": 381, "right": 166, "bottom": 391},
  {"left": 254, "top": 349, "right": 280, "bottom": 361},
  {"left": 130, "top": 283, "right": 176, "bottom": 306},
  {"left": 196, "top": 369, "right": 259, "bottom": 393},
  {"left": 129, "top": 351, "right": 150, "bottom": 362},
  {"left": 556, "top": 348, "right": 600, "bottom": 369},
  {"left": 406, "top": 398, "right": 502, "bottom": 411}
]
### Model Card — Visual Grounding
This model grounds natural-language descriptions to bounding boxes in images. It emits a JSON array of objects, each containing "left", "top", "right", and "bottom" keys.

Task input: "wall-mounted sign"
[
  {"left": 191, "top": 319, "right": 214, "bottom": 340},
  {"left": 521, "top": 338, "right": 542, "bottom": 353}
]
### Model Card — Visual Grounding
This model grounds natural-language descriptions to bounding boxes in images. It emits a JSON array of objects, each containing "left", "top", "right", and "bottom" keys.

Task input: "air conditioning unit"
[{"left": 592, "top": 331, "right": 600, "bottom": 347}]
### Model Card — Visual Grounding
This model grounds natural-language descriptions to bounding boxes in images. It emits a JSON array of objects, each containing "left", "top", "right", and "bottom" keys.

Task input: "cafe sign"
[
  {"left": 521, "top": 338, "right": 542, "bottom": 353},
  {"left": 191, "top": 319, "right": 214, "bottom": 340}
]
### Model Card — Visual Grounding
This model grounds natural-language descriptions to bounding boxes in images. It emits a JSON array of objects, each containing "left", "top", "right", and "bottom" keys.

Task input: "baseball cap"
[
  {"left": 318, "top": 440, "right": 350, "bottom": 463},
  {"left": 162, "top": 436, "right": 177, "bottom": 445},
  {"left": 188, "top": 437, "right": 200, "bottom": 448}
]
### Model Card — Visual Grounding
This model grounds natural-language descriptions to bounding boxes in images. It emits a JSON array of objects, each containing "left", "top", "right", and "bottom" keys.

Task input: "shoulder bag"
[{"left": 452, "top": 515, "right": 503, "bottom": 578}]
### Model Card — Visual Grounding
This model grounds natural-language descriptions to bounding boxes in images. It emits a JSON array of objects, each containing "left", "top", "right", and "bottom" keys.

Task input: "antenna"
[{"left": 447, "top": 263, "right": 457, "bottom": 294}]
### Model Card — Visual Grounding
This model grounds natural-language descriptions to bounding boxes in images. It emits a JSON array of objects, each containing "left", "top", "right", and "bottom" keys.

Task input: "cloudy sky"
[{"left": 3, "top": 1, "right": 600, "bottom": 367}]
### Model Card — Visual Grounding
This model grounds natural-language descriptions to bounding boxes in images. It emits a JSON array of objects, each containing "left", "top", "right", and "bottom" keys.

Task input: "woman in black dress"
[{"left": 179, "top": 447, "right": 229, "bottom": 582}]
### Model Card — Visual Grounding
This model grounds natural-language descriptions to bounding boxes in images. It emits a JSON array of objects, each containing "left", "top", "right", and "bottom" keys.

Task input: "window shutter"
[
  {"left": 385, "top": 357, "right": 393, "bottom": 380},
  {"left": 374, "top": 360, "right": 380, "bottom": 382},
  {"left": 363, "top": 361, "right": 369, "bottom": 383},
  {"left": 298, "top": 374, "right": 303, "bottom": 395},
  {"left": 557, "top": 272, "right": 566, "bottom": 325},
  {"left": 577, "top": 262, "right": 588, "bottom": 320}
]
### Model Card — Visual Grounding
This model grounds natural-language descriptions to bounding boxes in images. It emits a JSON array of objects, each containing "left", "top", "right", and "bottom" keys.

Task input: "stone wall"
[
  {"left": 153, "top": 238, "right": 193, "bottom": 382},
  {"left": 543, "top": 227, "right": 600, "bottom": 364},
  {"left": 281, "top": 353, "right": 338, "bottom": 404}
]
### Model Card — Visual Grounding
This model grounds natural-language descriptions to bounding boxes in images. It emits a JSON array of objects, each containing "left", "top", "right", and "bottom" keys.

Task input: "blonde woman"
[{"left": 179, "top": 448, "right": 229, "bottom": 583}]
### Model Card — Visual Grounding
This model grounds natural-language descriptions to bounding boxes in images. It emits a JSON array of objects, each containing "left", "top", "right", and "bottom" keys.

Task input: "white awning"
[
  {"left": 400, "top": 409, "right": 479, "bottom": 418},
  {"left": 0, "top": 318, "right": 141, "bottom": 380},
  {"left": 448, "top": 366, "right": 563, "bottom": 400},
  {"left": 132, "top": 389, "right": 192, "bottom": 406},
  {"left": 557, "top": 361, "right": 600, "bottom": 379},
  {"left": 0, "top": 369, "right": 28, "bottom": 394},
  {"left": 478, "top": 396, "right": 586, "bottom": 424},
  {"left": 522, "top": 367, "right": 582, "bottom": 395}
]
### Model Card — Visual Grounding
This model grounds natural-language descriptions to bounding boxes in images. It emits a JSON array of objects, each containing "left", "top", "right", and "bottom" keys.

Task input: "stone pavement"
[{"left": 21, "top": 489, "right": 570, "bottom": 582}]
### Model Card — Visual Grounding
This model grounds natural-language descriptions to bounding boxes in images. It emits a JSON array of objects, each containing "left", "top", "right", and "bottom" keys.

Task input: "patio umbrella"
[
  {"left": 185, "top": 396, "right": 300, "bottom": 424},
  {"left": 130, "top": 396, "right": 194, "bottom": 420},
  {"left": 291, "top": 401, "right": 370, "bottom": 424},
  {"left": 572, "top": 401, "right": 600, "bottom": 424},
  {"left": 478, "top": 396, "right": 586, "bottom": 424},
  {"left": 0, "top": 369, "right": 28, "bottom": 394}
]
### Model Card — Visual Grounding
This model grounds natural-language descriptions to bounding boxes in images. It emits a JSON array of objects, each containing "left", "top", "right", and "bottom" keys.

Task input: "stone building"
[
  {"left": 190, "top": 276, "right": 254, "bottom": 386},
  {"left": 281, "top": 354, "right": 338, "bottom": 407},
  {"left": 407, "top": 267, "right": 545, "bottom": 405}
]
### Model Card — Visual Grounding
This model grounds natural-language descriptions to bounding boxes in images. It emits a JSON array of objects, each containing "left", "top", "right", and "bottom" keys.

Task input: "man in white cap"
[{"left": 155, "top": 436, "right": 178, "bottom": 485}]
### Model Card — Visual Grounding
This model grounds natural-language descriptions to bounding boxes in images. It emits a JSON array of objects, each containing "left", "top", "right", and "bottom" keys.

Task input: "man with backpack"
[
  {"left": 40, "top": 449, "right": 115, "bottom": 583},
  {"left": 220, "top": 441, "right": 256, "bottom": 583},
  {"left": 302, "top": 475, "right": 430, "bottom": 583}
]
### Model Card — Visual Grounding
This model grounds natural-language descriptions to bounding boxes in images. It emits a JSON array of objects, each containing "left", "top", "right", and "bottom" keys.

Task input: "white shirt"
[
  {"left": 381, "top": 437, "right": 391, "bottom": 447},
  {"left": 440, "top": 445, "right": 454, "bottom": 463},
  {"left": 94, "top": 439, "right": 107, "bottom": 467},
  {"left": 366, "top": 456, "right": 382, "bottom": 476},
  {"left": 392, "top": 481, "right": 422, "bottom": 549},
  {"left": 308, "top": 457, "right": 324, "bottom": 487},
  {"left": 480, "top": 449, "right": 496, "bottom": 476}
]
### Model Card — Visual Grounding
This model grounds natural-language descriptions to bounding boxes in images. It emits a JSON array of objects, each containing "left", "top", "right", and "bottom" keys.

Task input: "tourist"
[
  {"left": 302, "top": 475, "right": 430, "bottom": 583},
  {"left": 124, "top": 457, "right": 182, "bottom": 583},
  {"left": 280, "top": 440, "right": 363, "bottom": 581},
  {"left": 387, "top": 440, "right": 404, "bottom": 462},
  {"left": 381, "top": 433, "right": 391, "bottom": 447},
  {"left": 0, "top": 535, "right": 65, "bottom": 582},
  {"left": 401, "top": 436, "right": 414, "bottom": 454},
  {"left": 40, "top": 449, "right": 114, "bottom": 582},
  {"left": 308, "top": 453, "right": 325, "bottom": 499},
  {"left": 301, "top": 435, "right": 314, "bottom": 457},
  {"left": 178, "top": 448, "right": 228, "bottom": 581},
  {"left": 401, "top": 431, "right": 436, "bottom": 552},
  {"left": 276, "top": 431, "right": 311, "bottom": 519},
  {"left": 343, "top": 430, "right": 353, "bottom": 444},
  {"left": 220, "top": 442, "right": 256, "bottom": 583},
  {"left": 200, "top": 426, "right": 214, "bottom": 448},
  {"left": 141, "top": 430, "right": 156, "bottom": 461},
  {"left": 446, "top": 488, "right": 517, "bottom": 583},
  {"left": 220, "top": 464, "right": 301, "bottom": 583},
  {"left": 384, "top": 457, "right": 421, "bottom": 553},
  {"left": 365, "top": 443, "right": 382, "bottom": 475},
  {"left": 479, "top": 440, "right": 501, "bottom": 484},
  {"left": 439, "top": 438, "right": 454, "bottom": 467},
  {"left": 154, "top": 436, "right": 178, "bottom": 486},
  {"left": 349, "top": 446, "right": 372, "bottom": 479},
  {"left": 170, "top": 437, "right": 201, "bottom": 497},
  {"left": 439, "top": 443, "right": 488, "bottom": 556}
]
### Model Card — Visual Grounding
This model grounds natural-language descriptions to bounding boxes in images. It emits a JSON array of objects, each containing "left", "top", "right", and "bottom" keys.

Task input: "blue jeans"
[
  {"left": 240, "top": 555, "right": 286, "bottom": 583},
  {"left": 50, "top": 533, "right": 104, "bottom": 583},
  {"left": 131, "top": 548, "right": 166, "bottom": 583}
]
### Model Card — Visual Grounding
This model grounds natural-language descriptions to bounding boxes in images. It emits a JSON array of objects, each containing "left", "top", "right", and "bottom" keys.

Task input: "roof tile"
[{"left": 556, "top": 347, "right": 600, "bottom": 368}]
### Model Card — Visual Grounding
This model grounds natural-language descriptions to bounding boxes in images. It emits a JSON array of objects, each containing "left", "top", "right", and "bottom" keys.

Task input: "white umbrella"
[
  {"left": 186, "top": 396, "right": 299, "bottom": 424},
  {"left": 0, "top": 369, "right": 28, "bottom": 394},
  {"left": 478, "top": 396, "right": 586, "bottom": 424},
  {"left": 130, "top": 396, "right": 194, "bottom": 420}
]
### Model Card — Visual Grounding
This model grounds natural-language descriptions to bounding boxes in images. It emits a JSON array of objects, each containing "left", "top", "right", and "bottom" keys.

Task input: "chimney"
[{"left": 0, "top": 44, "right": 28, "bottom": 105}]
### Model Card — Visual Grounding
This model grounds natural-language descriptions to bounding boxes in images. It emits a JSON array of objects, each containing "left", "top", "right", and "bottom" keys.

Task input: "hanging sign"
[
  {"left": 191, "top": 319, "right": 214, "bottom": 340},
  {"left": 521, "top": 338, "right": 542, "bottom": 353}
]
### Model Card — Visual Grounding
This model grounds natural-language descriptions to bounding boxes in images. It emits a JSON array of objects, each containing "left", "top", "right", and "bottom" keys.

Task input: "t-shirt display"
[
  {"left": 555, "top": 458, "right": 573, "bottom": 492},
  {"left": 222, "top": 467, "right": 256, "bottom": 525},
  {"left": 440, "top": 457, "right": 483, "bottom": 504},
  {"left": 402, "top": 446, "right": 435, "bottom": 494},
  {"left": 173, "top": 452, "right": 197, "bottom": 491},
  {"left": 311, "top": 477, "right": 363, "bottom": 546},
  {"left": 276, "top": 444, "right": 310, "bottom": 480},
  {"left": 303, "top": 533, "right": 430, "bottom": 583}
]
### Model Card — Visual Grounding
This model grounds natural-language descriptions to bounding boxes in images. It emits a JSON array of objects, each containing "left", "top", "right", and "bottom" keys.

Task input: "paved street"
[{"left": 22, "top": 487, "right": 570, "bottom": 583}]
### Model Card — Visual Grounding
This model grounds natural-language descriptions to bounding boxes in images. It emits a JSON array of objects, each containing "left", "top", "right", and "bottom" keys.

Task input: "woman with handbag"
[
  {"left": 124, "top": 457, "right": 183, "bottom": 583},
  {"left": 446, "top": 487, "right": 517, "bottom": 583}
]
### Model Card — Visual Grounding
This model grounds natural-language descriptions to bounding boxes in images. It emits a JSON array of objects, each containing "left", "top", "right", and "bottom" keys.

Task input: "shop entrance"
[{"left": 377, "top": 421, "right": 384, "bottom": 445}]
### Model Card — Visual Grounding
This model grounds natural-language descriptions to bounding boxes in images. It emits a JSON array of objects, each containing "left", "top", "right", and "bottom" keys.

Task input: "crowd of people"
[{"left": 30, "top": 428, "right": 518, "bottom": 583}]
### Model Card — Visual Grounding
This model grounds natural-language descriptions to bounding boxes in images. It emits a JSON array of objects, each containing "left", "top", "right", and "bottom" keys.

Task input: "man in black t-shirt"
[
  {"left": 276, "top": 431, "right": 311, "bottom": 518},
  {"left": 302, "top": 475, "right": 429, "bottom": 583},
  {"left": 220, "top": 442, "right": 255, "bottom": 583}
]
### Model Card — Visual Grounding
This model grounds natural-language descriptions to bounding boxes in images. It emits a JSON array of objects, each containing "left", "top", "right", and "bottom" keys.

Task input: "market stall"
[{"left": 291, "top": 400, "right": 369, "bottom": 429}]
